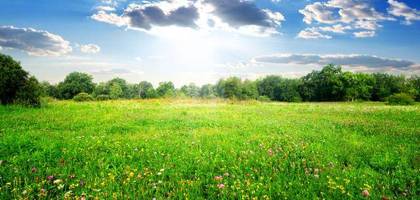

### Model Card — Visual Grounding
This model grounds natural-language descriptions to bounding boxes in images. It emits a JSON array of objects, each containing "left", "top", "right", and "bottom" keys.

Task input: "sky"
[{"left": 0, "top": 0, "right": 419, "bottom": 86}]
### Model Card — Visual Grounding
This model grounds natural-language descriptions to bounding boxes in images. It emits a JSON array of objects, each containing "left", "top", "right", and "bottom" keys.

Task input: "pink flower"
[
  {"left": 217, "top": 183, "right": 225, "bottom": 189},
  {"left": 214, "top": 176, "right": 223, "bottom": 181},
  {"left": 361, "top": 189, "right": 370, "bottom": 197},
  {"left": 47, "top": 175, "right": 54, "bottom": 181}
]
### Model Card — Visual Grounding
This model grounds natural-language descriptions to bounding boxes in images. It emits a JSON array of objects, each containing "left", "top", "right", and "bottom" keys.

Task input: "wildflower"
[
  {"left": 314, "top": 168, "right": 319, "bottom": 175},
  {"left": 47, "top": 175, "right": 54, "bottom": 181},
  {"left": 80, "top": 194, "right": 86, "bottom": 200},
  {"left": 39, "top": 189, "right": 47, "bottom": 197},
  {"left": 129, "top": 172, "right": 135, "bottom": 177},
  {"left": 214, "top": 176, "right": 223, "bottom": 181},
  {"left": 267, "top": 148, "right": 274, "bottom": 156},
  {"left": 53, "top": 179, "right": 63, "bottom": 185},
  {"left": 31, "top": 167, "right": 37, "bottom": 173},
  {"left": 224, "top": 172, "right": 230, "bottom": 177},
  {"left": 69, "top": 174, "right": 76, "bottom": 179},
  {"left": 22, "top": 190, "right": 27, "bottom": 195},
  {"left": 361, "top": 189, "right": 370, "bottom": 197},
  {"left": 217, "top": 183, "right": 225, "bottom": 189}
]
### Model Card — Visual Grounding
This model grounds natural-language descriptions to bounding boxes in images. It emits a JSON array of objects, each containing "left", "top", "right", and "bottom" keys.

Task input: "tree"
[
  {"left": 93, "top": 82, "right": 109, "bottom": 97},
  {"left": 240, "top": 80, "right": 258, "bottom": 100},
  {"left": 138, "top": 81, "right": 156, "bottom": 99},
  {"left": 109, "top": 83, "right": 123, "bottom": 99},
  {"left": 40, "top": 81, "right": 59, "bottom": 98},
  {"left": 57, "top": 72, "right": 95, "bottom": 99},
  {"left": 180, "top": 83, "right": 200, "bottom": 98},
  {"left": 342, "top": 72, "right": 374, "bottom": 101},
  {"left": 0, "top": 54, "right": 41, "bottom": 106},
  {"left": 300, "top": 64, "right": 345, "bottom": 101},
  {"left": 199, "top": 84, "right": 215, "bottom": 98},
  {"left": 257, "top": 75, "right": 283, "bottom": 100},
  {"left": 216, "top": 77, "right": 242, "bottom": 99},
  {"left": 0, "top": 54, "right": 29, "bottom": 104},
  {"left": 107, "top": 78, "right": 129, "bottom": 98},
  {"left": 407, "top": 76, "right": 420, "bottom": 101},
  {"left": 15, "top": 76, "right": 42, "bottom": 107},
  {"left": 371, "top": 73, "right": 405, "bottom": 101},
  {"left": 156, "top": 82, "right": 175, "bottom": 98}
]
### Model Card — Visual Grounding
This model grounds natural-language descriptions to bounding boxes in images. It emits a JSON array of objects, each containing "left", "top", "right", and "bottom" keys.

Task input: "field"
[{"left": 0, "top": 100, "right": 419, "bottom": 199}]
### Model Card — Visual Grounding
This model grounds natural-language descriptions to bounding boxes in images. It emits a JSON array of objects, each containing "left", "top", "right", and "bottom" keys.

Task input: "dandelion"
[
  {"left": 361, "top": 189, "right": 370, "bottom": 197},
  {"left": 214, "top": 176, "right": 223, "bottom": 181},
  {"left": 217, "top": 183, "right": 225, "bottom": 189}
]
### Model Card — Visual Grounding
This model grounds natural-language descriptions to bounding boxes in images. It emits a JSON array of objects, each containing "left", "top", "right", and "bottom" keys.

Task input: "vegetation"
[
  {"left": 0, "top": 100, "right": 418, "bottom": 199},
  {"left": 0, "top": 54, "right": 41, "bottom": 107},
  {"left": 387, "top": 93, "right": 415, "bottom": 105},
  {"left": 73, "top": 92, "right": 94, "bottom": 102}
]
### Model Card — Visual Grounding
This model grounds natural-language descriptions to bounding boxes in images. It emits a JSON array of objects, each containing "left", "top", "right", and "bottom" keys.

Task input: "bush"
[
  {"left": 96, "top": 95, "right": 110, "bottom": 101},
  {"left": 257, "top": 96, "right": 271, "bottom": 102},
  {"left": 73, "top": 92, "right": 94, "bottom": 102},
  {"left": 387, "top": 93, "right": 415, "bottom": 105}
]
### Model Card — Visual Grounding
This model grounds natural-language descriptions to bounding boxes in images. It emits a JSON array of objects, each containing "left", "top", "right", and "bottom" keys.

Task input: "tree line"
[{"left": 1, "top": 53, "right": 419, "bottom": 106}]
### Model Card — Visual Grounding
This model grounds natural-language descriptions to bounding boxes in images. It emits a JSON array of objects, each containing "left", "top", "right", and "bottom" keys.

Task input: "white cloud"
[
  {"left": 91, "top": 0, "right": 285, "bottom": 37},
  {"left": 353, "top": 31, "right": 375, "bottom": 38},
  {"left": 387, "top": 0, "right": 420, "bottom": 25},
  {"left": 80, "top": 44, "right": 101, "bottom": 54},
  {"left": 297, "top": 28, "right": 332, "bottom": 39},
  {"left": 0, "top": 26, "right": 72, "bottom": 56},
  {"left": 254, "top": 53, "right": 417, "bottom": 70},
  {"left": 95, "top": 6, "right": 116, "bottom": 12},
  {"left": 298, "top": 0, "right": 395, "bottom": 39}
]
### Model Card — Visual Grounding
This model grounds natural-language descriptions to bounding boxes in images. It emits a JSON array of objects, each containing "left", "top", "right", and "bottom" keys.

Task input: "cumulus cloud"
[
  {"left": 387, "top": 0, "right": 420, "bottom": 25},
  {"left": 80, "top": 44, "right": 101, "bottom": 54},
  {"left": 297, "top": 28, "right": 332, "bottom": 39},
  {"left": 254, "top": 54, "right": 417, "bottom": 70},
  {"left": 91, "top": 0, "right": 285, "bottom": 36},
  {"left": 298, "top": 0, "right": 395, "bottom": 39},
  {"left": 353, "top": 30, "right": 375, "bottom": 38},
  {"left": 0, "top": 26, "right": 72, "bottom": 56}
]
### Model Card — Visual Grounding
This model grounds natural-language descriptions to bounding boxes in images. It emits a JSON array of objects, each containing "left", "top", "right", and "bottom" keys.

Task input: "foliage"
[
  {"left": 138, "top": 81, "right": 156, "bottom": 99},
  {"left": 96, "top": 95, "right": 110, "bottom": 101},
  {"left": 0, "top": 100, "right": 418, "bottom": 199},
  {"left": 73, "top": 92, "right": 94, "bottom": 102},
  {"left": 371, "top": 73, "right": 405, "bottom": 101},
  {"left": 180, "top": 83, "right": 200, "bottom": 98},
  {"left": 199, "top": 84, "right": 215, "bottom": 98},
  {"left": 109, "top": 83, "right": 123, "bottom": 99},
  {"left": 387, "top": 93, "right": 415, "bottom": 105},
  {"left": 156, "top": 82, "right": 175, "bottom": 98},
  {"left": 0, "top": 53, "right": 41, "bottom": 106},
  {"left": 57, "top": 72, "right": 95, "bottom": 99}
]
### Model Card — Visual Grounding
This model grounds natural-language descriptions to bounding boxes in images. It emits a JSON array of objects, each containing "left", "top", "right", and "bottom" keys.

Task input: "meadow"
[{"left": 0, "top": 100, "right": 419, "bottom": 199}]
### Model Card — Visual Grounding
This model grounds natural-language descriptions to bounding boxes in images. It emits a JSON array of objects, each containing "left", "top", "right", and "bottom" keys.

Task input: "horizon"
[{"left": 1, "top": 0, "right": 419, "bottom": 87}]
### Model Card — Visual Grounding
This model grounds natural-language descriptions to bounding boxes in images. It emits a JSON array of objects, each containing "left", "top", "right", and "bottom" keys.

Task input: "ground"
[{"left": 0, "top": 100, "right": 419, "bottom": 199}]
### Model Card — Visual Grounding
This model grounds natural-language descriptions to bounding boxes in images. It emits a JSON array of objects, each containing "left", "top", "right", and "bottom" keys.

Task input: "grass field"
[{"left": 0, "top": 100, "right": 419, "bottom": 199}]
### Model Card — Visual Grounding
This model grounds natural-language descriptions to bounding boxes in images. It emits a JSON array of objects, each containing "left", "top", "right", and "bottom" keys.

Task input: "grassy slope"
[{"left": 0, "top": 100, "right": 419, "bottom": 199}]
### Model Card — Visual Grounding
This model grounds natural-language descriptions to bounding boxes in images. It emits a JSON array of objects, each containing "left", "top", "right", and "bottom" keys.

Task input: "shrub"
[
  {"left": 257, "top": 96, "right": 271, "bottom": 102},
  {"left": 96, "top": 95, "right": 110, "bottom": 101},
  {"left": 73, "top": 92, "right": 94, "bottom": 102},
  {"left": 387, "top": 93, "right": 415, "bottom": 105}
]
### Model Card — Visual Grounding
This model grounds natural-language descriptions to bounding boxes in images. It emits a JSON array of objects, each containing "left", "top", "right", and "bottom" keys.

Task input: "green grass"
[{"left": 0, "top": 100, "right": 419, "bottom": 199}]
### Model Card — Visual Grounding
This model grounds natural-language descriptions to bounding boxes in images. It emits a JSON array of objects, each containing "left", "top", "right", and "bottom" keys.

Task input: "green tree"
[
  {"left": 138, "top": 81, "right": 156, "bottom": 99},
  {"left": 216, "top": 77, "right": 242, "bottom": 99},
  {"left": 156, "top": 82, "right": 175, "bottom": 98},
  {"left": 0, "top": 54, "right": 29, "bottom": 104},
  {"left": 15, "top": 76, "right": 42, "bottom": 107},
  {"left": 107, "top": 78, "right": 129, "bottom": 98},
  {"left": 300, "top": 64, "right": 345, "bottom": 101},
  {"left": 180, "top": 83, "right": 200, "bottom": 98},
  {"left": 371, "top": 73, "right": 405, "bottom": 101},
  {"left": 240, "top": 80, "right": 258, "bottom": 100},
  {"left": 57, "top": 72, "right": 95, "bottom": 99},
  {"left": 199, "top": 84, "right": 215, "bottom": 98},
  {"left": 109, "top": 83, "right": 123, "bottom": 99},
  {"left": 342, "top": 72, "right": 374, "bottom": 101}
]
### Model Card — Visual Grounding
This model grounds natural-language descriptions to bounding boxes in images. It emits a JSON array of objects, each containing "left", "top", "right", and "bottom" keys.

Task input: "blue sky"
[{"left": 0, "top": 0, "right": 419, "bottom": 86}]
